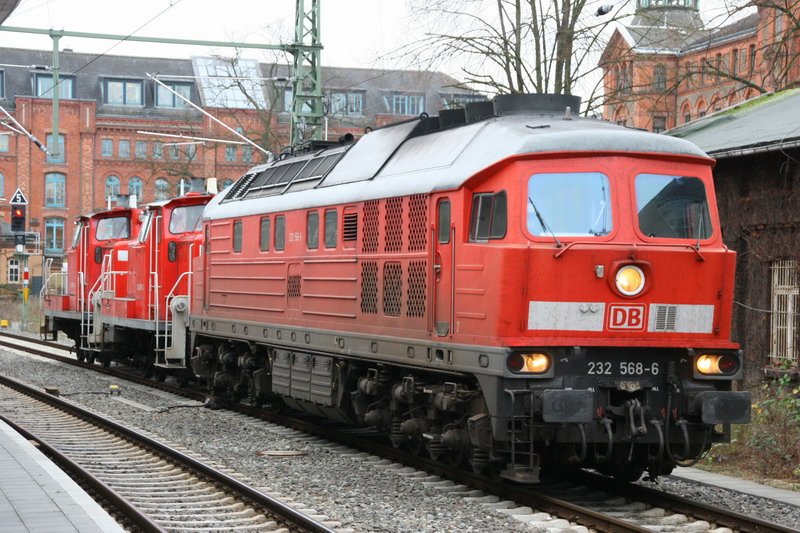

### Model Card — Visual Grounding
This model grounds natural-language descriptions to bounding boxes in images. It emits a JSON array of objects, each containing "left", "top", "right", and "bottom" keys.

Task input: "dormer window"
[{"left": 103, "top": 78, "right": 143, "bottom": 106}]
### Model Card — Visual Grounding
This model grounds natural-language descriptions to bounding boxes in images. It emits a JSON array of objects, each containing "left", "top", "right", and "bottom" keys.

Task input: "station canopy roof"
[{"left": 667, "top": 87, "right": 800, "bottom": 158}]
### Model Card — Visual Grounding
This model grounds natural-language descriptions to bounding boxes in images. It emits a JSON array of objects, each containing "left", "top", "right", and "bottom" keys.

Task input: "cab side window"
[
  {"left": 260, "top": 217, "right": 270, "bottom": 252},
  {"left": 307, "top": 211, "right": 319, "bottom": 249},
  {"left": 275, "top": 215, "right": 286, "bottom": 251},
  {"left": 469, "top": 191, "right": 507, "bottom": 242},
  {"left": 232, "top": 220, "right": 242, "bottom": 252},
  {"left": 324, "top": 209, "right": 337, "bottom": 248}
]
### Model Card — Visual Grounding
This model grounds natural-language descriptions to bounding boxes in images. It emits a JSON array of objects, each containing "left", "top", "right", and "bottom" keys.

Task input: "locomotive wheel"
[
  {"left": 153, "top": 366, "right": 166, "bottom": 382},
  {"left": 76, "top": 350, "right": 86, "bottom": 363},
  {"left": 407, "top": 438, "right": 425, "bottom": 456},
  {"left": 86, "top": 352, "right": 96, "bottom": 365},
  {"left": 613, "top": 464, "right": 645, "bottom": 483},
  {"left": 446, "top": 449, "right": 465, "bottom": 467}
]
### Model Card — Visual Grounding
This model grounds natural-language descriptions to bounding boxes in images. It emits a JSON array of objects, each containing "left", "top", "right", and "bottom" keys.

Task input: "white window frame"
[
  {"left": 7, "top": 258, "right": 19, "bottom": 284},
  {"left": 770, "top": 259, "right": 799, "bottom": 366}
]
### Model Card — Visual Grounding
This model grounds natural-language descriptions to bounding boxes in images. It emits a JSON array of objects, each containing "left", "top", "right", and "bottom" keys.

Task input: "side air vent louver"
[{"left": 343, "top": 213, "right": 358, "bottom": 242}]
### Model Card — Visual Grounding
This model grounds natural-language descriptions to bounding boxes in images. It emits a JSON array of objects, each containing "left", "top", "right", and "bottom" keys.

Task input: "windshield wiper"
[
  {"left": 528, "top": 196, "right": 562, "bottom": 248},
  {"left": 695, "top": 212, "right": 705, "bottom": 251}
]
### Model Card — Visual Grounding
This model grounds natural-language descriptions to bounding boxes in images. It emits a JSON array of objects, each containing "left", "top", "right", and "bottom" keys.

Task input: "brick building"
[
  {"left": 600, "top": 0, "right": 796, "bottom": 132},
  {"left": 0, "top": 47, "right": 482, "bottom": 288}
]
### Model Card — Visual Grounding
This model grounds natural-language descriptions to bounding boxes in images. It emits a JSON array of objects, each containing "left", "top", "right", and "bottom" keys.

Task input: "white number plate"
[{"left": 587, "top": 361, "right": 660, "bottom": 376}]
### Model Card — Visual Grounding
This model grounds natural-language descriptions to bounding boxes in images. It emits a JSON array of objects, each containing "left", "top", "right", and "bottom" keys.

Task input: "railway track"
[
  {"left": 0, "top": 364, "right": 336, "bottom": 532},
  {"left": 1, "top": 330, "right": 796, "bottom": 533}
]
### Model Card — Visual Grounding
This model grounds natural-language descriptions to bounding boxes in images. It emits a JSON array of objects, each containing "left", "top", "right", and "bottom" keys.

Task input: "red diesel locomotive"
[{"left": 186, "top": 94, "right": 750, "bottom": 482}]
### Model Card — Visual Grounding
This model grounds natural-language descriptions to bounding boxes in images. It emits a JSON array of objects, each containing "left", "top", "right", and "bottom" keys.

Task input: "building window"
[
  {"left": 7, "top": 258, "right": 19, "bottom": 284},
  {"left": 698, "top": 57, "right": 706, "bottom": 85},
  {"left": 44, "top": 218, "right": 65, "bottom": 254},
  {"left": 652, "top": 116, "right": 667, "bottom": 133},
  {"left": 105, "top": 175, "right": 120, "bottom": 200},
  {"left": 155, "top": 178, "right": 170, "bottom": 200},
  {"left": 242, "top": 145, "right": 252, "bottom": 163},
  {"left": 442, "top": 93, "right": 486, "bottom": 109},
  {"left": 101, "top": 139, "right": 113, "bottom": 157},
  {"left": 328, "top": 91, "right": 364, "bottom": 116},
  {"left": 684, "top": 113, "right": 691, "bottom": 124},
  {"left": 187, "top": 143, "right": 197, "bottom": 161},
  {"left": 168, "top": 145, "right": 179, "bottom": 160},
  {"left": 770, "top": 260, "right": 798, "bottom": 366},
  {"left": 0, "top": 172, "right": 4, "bottom": 198},
  {"left": 385, "top": 93, "right": 425, "bottom": 115},
  {"left": 749, "top": 45, "right": 756, "bottom": 72},
  {"left": 103, "top": 78, "right": 143, "bottom": 106},
  {"left": 135, "top": 140, "right": 147, "bottom": 159},
  {"left": 715, "top": 53, "right": 722, "bottom": 80},
  {"left": 35, "top": 74, "right": 75, "bottom": 99},
  {"left": 222, "top": 178, "right": 234, "bottom": 189},
  {"left": 0, "top": 133, "right": 8, "bottom": 152},
  {"left": 129, "top": 176, "right": 143, "bottom": 199},
  {"left": 119, "top": 140, "right": 131, "bottom": 158},
  {"left": 45, "top": 173, "right": 66, "bottom": 207},
  {"left": 156, "top": 81, "right": 192, "bottom": 108},
  {"left": 153, "top": 142, "right": 163, "bottom": 159},
  {"left": 225, "top": 145, "right": 237, "bottom": 161},
  {"left": 46, "top": 134, "right": 65, "bottom": 164},
  {"left": 731, "top": 49, "right": 738, "bottom": 75},
  {"left": 653, "top": 65, "right": 667, "bottom": 92}
]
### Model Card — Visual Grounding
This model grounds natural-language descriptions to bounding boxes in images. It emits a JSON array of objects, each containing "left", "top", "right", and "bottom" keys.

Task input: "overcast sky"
[
  {"left": 1, "top": 1, "right": 417, "bottom": 70},
  {"left": 0, "top": 0, "right": 746, "bottom": 99}
]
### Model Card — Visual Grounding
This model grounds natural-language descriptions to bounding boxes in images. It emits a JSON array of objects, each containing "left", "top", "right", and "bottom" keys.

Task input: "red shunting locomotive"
[{"left": 43, "top": 182, "right": 212, "bottom": 374}]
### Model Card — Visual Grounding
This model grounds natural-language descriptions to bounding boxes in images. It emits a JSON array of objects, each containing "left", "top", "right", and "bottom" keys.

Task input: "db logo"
[{"left": 607, "top": 304, "right": 647, "bottom": 330}]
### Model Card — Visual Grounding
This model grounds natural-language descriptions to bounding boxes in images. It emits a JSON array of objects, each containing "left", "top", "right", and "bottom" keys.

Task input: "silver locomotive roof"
[{"left": 204, "top": 95, "right": 709, "bottom": 221}]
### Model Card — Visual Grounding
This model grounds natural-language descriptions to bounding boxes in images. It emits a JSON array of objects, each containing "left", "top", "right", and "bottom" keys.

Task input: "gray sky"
[{"left": 1, "top": 1, "right": 417, "bottom": 69}]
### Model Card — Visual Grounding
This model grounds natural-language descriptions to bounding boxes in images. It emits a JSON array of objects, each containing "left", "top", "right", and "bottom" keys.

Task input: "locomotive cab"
[
  {"left": 42, "top": 199, "right": 142, "bottom": 361},
  {"left": 92, "top": 186, "right": 210, "bottom": 375}
]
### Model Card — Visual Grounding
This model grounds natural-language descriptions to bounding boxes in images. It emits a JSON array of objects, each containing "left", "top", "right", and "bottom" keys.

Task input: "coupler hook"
[
  {"left": 568, "top": 423, "right": 587, "bottom": 465},
  {"left": 594, "top": 417, "right": 614, "bottom": 463}
]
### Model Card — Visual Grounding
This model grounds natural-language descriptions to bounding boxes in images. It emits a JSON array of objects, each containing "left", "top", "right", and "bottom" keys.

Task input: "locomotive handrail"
[
  {"left": 553, "top": 241, "right": 706, "bottom": 261},
  {"left": 39, "top": 272, "right": 68, "bottom": 299}
]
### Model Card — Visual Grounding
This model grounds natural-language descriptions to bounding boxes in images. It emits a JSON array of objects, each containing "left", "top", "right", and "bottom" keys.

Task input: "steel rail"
[
  {"left": 0, "top": 371, "right": 336, "bottom": 533},
  {"left": 569, "top": 471, "right": 799, "bottom": 533},
  {"left": 0, "top": 414, "right": 166, "bottom": 533}
]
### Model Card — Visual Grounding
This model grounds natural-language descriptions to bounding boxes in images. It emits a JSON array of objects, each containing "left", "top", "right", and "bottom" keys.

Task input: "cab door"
[{"left": 433, "top": 198, "right": 453, "bottom": 337}]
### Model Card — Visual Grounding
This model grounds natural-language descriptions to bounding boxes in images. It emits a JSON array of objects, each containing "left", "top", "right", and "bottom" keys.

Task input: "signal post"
[{"left": 10, "top": 188, "right": 30, "bottom": 306}]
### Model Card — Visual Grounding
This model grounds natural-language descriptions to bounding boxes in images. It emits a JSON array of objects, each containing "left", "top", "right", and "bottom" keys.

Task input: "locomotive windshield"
[
  {"left": 169, "top": 205, "right": 205, "bottom": 234},
  {"left": 527, "top": 172, "right": 612, "bottom": 237},
  {"left": 636, "top": 174, "right": 711, "bottom": 239},
  {"left": 95, "top": 216, "right": 130, "bottom": 241}
]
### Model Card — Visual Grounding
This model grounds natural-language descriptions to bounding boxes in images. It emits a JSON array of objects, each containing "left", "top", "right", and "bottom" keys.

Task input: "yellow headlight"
[
  {"left": 523, "top": 353, "right": 551, "bottom": 373},
  {"left": 506, "top": 352, "right": 551, "bottom": 373},
  {"left": 695, "top": 354, "right": 739, "bottom": 375},
  {"left": 615, "top": 265, "right": 645, "bottom": 296}
]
